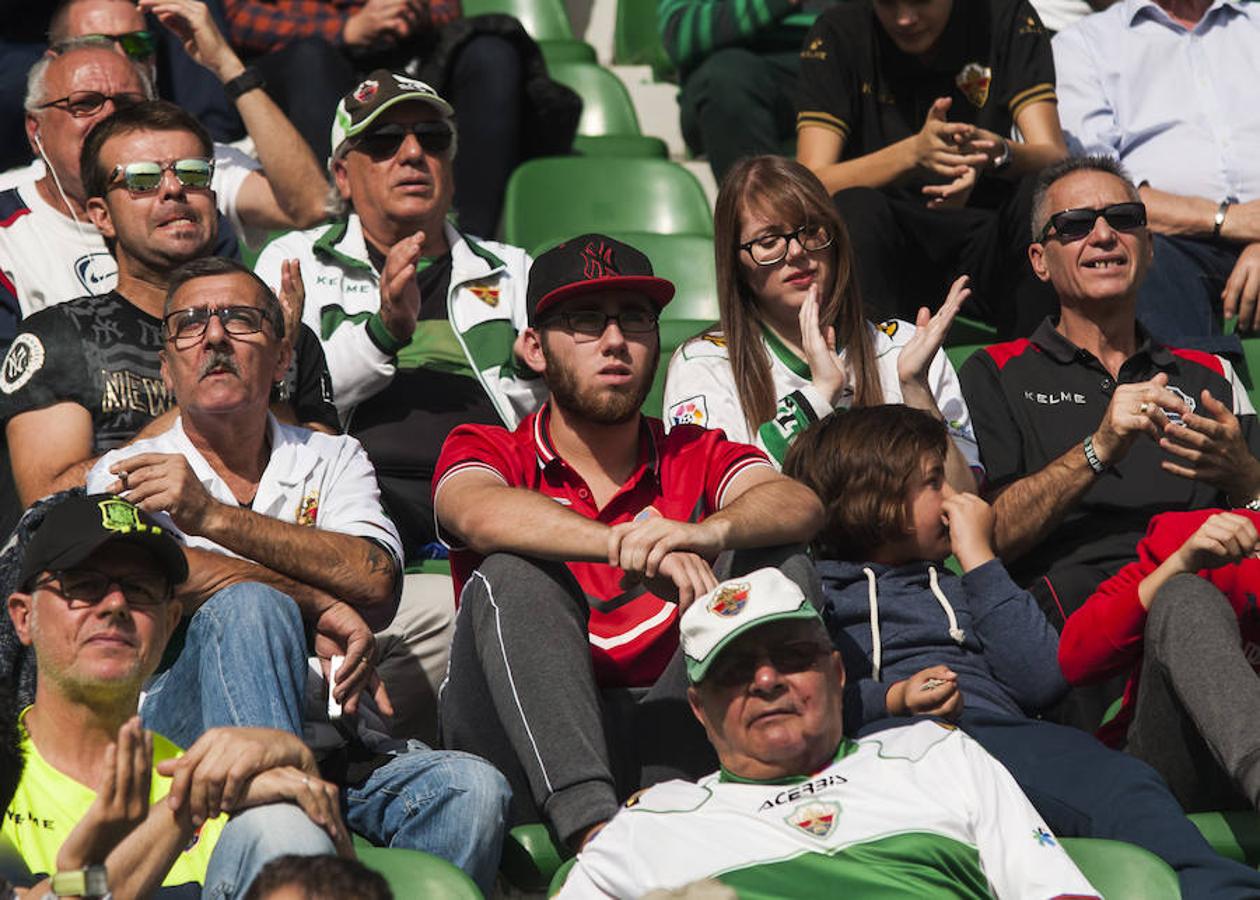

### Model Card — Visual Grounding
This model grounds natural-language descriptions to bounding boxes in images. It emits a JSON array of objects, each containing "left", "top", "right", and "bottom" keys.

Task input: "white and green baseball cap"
[
  {"left": 330, "top": 70, "right": 454, "bottom": 160},
  {"left": 682, "top": 568, "right": 823, "bottom": 683}
]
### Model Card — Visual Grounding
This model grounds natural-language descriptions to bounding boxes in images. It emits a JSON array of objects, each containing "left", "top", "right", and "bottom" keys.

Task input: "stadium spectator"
[
  {"left": 3, "top": 492, "right": 350, "bottom": 897},
  {"left": 85, "top": 258, "right": 510, "bottom": 894},
  {"left": 796, "top": 0, "right": 1067, "bottom": 337},
  {"left": 255, "top": 74, "right": 541, "bottom": 737},
  {"left": 658, "top": 0, "right": 837, "bottom": 180},
  {"left": 434, "top": 234, "right": 824, "bottom": 851},
  {"left": 662, "top": 155, "right": 979, "bottom": 490},
  {"left": 1054, "top": 0, "right": 1259, "bottom": 354},
  {"left": 1061, "top": 509, "right": 1260, "bottom": 813},
  {"left": 0, "top": 100, "right": 339, "bottom": 540},
  {"left": 221, "top": 0, "right": 547, "bottom": 237},
  {"left": 244, "top": 855, "right": 392, "bottom": 900},
  {"left": 785, "top": 404, "right": 1260, "bottom": 898},
  {"left": 559, "top": 567, "right": 1100, "bottom": 898},
  {"left": 958, "top": 156, "right": 1260, "bottom": 634}
]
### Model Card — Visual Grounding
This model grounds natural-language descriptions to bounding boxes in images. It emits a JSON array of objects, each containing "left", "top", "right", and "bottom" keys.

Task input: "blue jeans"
[
  {"left": 141, "top": 583, "right": 307, "bottom": 749},
  {"left": 203, "top": 803, "right": 335, "bottom": 899},
  {"left": 1137, "top": 234, "right": 1243, "bottom": 355},
  {"left": 343, "top": 740, "right": 511, "bottom": 896}
]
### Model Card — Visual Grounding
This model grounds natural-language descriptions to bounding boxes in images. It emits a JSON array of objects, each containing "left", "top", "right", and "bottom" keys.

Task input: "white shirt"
[
  {"left": 561, "top": 721, "right": 1099, "bottom": 899},
  {"left": 1053, "top": 0, "right": 1260, "bottom": 203},
  {"left": 85, "top": 414, "right": 403, "bottom": 567}
]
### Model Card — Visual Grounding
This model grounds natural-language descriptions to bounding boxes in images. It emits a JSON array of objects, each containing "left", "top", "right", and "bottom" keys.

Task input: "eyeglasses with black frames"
[{"left": 740, "top": 224, "right": 834, "bottom": 267}]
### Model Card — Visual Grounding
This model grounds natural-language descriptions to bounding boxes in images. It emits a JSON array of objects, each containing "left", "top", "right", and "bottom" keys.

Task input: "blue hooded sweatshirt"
[{"left": 817, "top": 557, "right": 1068, "bottom": 732}]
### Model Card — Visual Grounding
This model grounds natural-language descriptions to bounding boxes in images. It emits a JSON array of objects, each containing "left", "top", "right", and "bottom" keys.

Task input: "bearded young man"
[{"left": 432, "top": 234, "right": 825, "bottom": 853}]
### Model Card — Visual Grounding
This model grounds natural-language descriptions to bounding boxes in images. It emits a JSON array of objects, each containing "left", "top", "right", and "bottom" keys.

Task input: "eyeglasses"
[
  {"left": 1037, "top": 202, "right": 1147, "bottom": 243},
  {"left": 541, "top": 309, "right": 659, "bottom": 338},
  {"left": 163, "top": 305, "right": 271, "bottom": 343},
  {"left": 707, "top": 640, "right": 829, "bottom": 688},
  {"left": 108, "top": 158, "right": 214, "bottom": 194},
  {"left": 74, "top": 30, "right": 157, "bottom": 60},
  {"left": 34, "top": 569, "right": 171, "bottom": 608},
  {"left": 350, "top": 122, "right": 454, "bottom": 159},
  {"left": 37, "top": 90, "right": 146, "bottom": 118},
  {"left": 740, "top": 224, "right": 834, "bottom": 266}
]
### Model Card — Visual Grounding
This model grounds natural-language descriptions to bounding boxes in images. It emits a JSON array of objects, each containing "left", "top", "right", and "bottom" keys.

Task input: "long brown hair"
[{"left": 711, "top": 156, "right": 882, "bottom": 434}]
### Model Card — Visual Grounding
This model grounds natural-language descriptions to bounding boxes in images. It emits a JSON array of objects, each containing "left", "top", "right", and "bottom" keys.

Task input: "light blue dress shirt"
[{"left": 1053, "top": 0, "right": 1260, "bottom": 204}]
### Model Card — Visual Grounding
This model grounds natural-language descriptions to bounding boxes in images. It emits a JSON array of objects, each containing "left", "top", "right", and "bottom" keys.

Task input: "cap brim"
[
  {"left": 333, "top": 93, "right": 454, "bottom": 158},
  {"left": 20, "top": 531, "right": 188, "bottom": 592},
  {"left": 533, "top": 276, "right": 675, "bottom": 321},
  {"left": 685, "top": 606, "right": 823, "bottom": 684}
]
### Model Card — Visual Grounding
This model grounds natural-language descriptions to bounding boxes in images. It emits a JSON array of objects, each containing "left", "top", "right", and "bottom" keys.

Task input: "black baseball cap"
[
  {"left": 17, "top": 494, "right": 188, "bottom": 591},
  {"left": 330, "top": 70, "right": 454, "bottom": 160},
  {"left": 527, "top": 234, "right": 675, "bottom": 325}
]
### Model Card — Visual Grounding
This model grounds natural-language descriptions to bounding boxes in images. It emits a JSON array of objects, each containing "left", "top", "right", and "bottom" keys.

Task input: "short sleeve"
[
  {"left": 795, "top": 11, "right": 857, "bottom": 143},
  {"left": 0, "top": 308, "right": 90, "bottom": 424},
  {"left": 995, "top": 0, "right": 1057, "bottom": 122},
  {"left": 682, "top": 427, "right": 773, "bottom": 512},
  {"left": 959, "top": 351, "right": 1025, "bottom": 491},
  {"left": 288, "top": 324, "right": 341, "bottom": 432},
  {"left": 432, "top": 423, "right": 522, "bottom": 550},
  {"left": 211, "top": 142, "right": 265, "bottom": 249},
  {"left": 312, "top": 435, "right": 404, "bottom": 568}
]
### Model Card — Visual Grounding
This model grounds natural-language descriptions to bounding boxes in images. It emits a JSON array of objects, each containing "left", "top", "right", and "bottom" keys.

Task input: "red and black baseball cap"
[{"left": 527, "top": 234, "right": 675, "bottom": 325}]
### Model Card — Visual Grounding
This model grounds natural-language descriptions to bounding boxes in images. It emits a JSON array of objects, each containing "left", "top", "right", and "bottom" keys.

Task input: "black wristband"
[{"left": 223, "top": 66, "right": 266, "bottom": 101}]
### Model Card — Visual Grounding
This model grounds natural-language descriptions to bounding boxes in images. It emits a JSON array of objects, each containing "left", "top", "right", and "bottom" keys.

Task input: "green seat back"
[
  {"left": 613, "top": 0, "right": 674, "bottom": 78},
  {"left": 1189, "top": 810, "right": 1260, "bottom": 866},
  {"left": 945, "top": 343, "right": 986, "bottom": 372},
  {"left": 503, "top": 158, "right": 713, "bottom": 249},
  {"left": 1240, "top": 338, "right": 1260, "bottom": 414},
  {"left": 500, "top": 823, "right": 569, "bottom": 891},
  {"left": 573, "top": 134, "right": 669, "bottom": 158},
  {"left": 603, "top": 231, "right": 718, "bottom": 322},
  {"left": 463, "top": 0, "right": 574, "bottom": 38},
  {"left": 354, "top": 842, "right": 482, "bottom": 899},
  {"left": 947, "top": 314, "right": 998, "bottom": 347},
  {"left": 548, "top": 857, "right": 579, "bottom": 896},
  {"left": 1060, "top": 837, "right": 1181, "bottom": 899},
  {"left": 548, "top": 62, "right": 642, "bottom": 137},
  {"left": 643, "top": 321, "right": 714, "bottom": 418},
  {"left": 539, "top": 39, "right": 597, "bottom": 66}
]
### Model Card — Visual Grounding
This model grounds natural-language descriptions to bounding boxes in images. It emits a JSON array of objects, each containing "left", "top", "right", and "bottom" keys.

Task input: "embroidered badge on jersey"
[
  {"left": 956, "top": 63, "right": 992, "bottom": 108},
  {"left": 468, "top": 284, "right": 500, "bottom": 307},
  {"left": 787, "top": 801, "right": 841, "bottom": 839},
  {"left": 702, "top": 334, "right": 727, "bottom": 348},
  {"left": 801, "top": 37, "right": 827, "bottom": 60},
  {"left": 877, "top": 320, "right": 899, "bottom": 338},
  {"left": 1165, "top": 385, "right": 1196, "bottom": 425},
  {"left": 669, "top": 395, "right": 708, "bottom": 427},
  {"left": 1033, "top": 827, "right": 1057, "bottom": 847},
  {"left": 0, "top": 332, "right": 44, "bottom": 394},
  {"left": 296, "top": 491, "right": 320, "bottom": 526}
]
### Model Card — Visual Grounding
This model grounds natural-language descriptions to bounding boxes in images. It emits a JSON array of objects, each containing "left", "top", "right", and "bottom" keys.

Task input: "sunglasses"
[
  {"left": 351, "top": 122, "right": 454, "bottom": 159},
  {"left": 34, "top": 569, "right": 171, "bottom": 608},
  {"left": 83, "top": 29, "right": 157, "bottom": 60},
  {"left": 37, "top": 90, "right": 146, "bottom": 118},
  {"left": 1037, "top": 202, "right": 1147, "bottom": 243},
  {"left": 163, "top": 305, "right": 271, "bottom": 343},
  {"left": 108, "top": 158, "right": 215, "bottom": 194},
  {"left": 707, "top": 640, "right": 829, "bottom": 688}
]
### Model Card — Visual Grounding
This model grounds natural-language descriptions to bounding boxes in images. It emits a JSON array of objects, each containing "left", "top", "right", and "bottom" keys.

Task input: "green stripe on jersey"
[{"left": 718, "top": 833, "right": 991, "bottom": 899}]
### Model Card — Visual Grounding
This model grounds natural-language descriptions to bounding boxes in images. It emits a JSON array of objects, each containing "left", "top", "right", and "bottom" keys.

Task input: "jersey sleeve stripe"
[
  {"left": 715, "top": 456, "right": 774, "bottom": 508},
  {"left": 433, "top": 461, "right": 508, "bottom": 496},
  {"left": 796, "top": 112, "right": 850, "bottom": 138},
  {"left": 1009, "top": 85, "right": 1057, "bottom": 118}
]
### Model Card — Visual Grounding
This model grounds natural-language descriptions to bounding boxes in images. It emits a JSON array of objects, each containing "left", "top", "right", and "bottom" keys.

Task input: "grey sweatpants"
[
  {"left": 1125, "top": 573, "right": 1260, "bottom": 812},
  {"left": 438, "top": 546, "right": 820, "bottom": 848}
]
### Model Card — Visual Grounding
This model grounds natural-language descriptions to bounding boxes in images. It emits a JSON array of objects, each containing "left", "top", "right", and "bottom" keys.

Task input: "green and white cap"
[
  {"left": 330, "top": 70, "right": 454, "bottom": 160},
  {"left": 682, "top": 567, "right": 822, "bottom": 683}
]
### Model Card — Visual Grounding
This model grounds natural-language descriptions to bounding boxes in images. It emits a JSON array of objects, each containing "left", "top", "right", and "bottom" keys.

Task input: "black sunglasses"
[
  {"left": 351, "top": 122, "right": 454, "bottom": 159},
  {"left": 1037, "top": 202, "right": 1147, "bottom": 243},
  {"left": 34, "top": 569, "right": 172, "bottom": 608},
  {"left": 707, "top": 640, "right": 829, "bottom": 688}
]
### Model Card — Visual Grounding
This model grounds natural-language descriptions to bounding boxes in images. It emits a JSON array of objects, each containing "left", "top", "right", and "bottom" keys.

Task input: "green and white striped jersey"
[{"left": 560, "top": 721, "right": 1099, "bottom": 899}]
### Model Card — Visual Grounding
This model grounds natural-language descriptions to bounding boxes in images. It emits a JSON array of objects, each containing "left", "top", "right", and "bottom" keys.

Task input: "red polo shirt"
[{"left": 434, "top": 404, "right": 771, "bottom": 687}]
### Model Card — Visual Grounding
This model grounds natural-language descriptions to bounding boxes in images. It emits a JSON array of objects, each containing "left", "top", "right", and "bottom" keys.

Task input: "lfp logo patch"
[
  {"left": 788, "top": 802, "right": 840, "bottom": 839},
  {"left": 669, "top": 395, "right": 707, "bottom": 427},
  {"left": 708, "top": 582, "right": 749, "bottom": 617}
]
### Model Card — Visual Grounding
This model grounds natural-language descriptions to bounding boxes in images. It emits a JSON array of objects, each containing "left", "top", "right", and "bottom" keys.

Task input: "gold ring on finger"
[{"left": 1139, "top": 402, "right": 1151, "bottom": 414}]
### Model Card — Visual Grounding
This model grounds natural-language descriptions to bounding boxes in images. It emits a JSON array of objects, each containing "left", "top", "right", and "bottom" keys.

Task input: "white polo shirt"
[{"left": 85, "top": 413, "right": 403, "bottom": 567}]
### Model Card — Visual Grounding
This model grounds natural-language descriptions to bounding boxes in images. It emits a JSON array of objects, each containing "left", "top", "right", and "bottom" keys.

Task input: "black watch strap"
[{"left": 223, "top": 67, "right": 266, "bottom": 101}]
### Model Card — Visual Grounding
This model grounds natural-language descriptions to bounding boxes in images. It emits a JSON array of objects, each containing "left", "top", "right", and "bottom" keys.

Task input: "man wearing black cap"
[
  {"left": 4, "top": 493, "right": 349, "bottom": 898},
  {"left": 434, "top": 234, "right": 824, "bottom": 852}
]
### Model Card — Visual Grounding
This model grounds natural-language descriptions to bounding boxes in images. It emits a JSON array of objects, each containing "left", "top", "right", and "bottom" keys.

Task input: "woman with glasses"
[{"left": 663, "top": 156, "right": 981, "bottom": 490}]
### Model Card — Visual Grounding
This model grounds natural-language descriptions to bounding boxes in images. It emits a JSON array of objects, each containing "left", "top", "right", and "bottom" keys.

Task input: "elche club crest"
[
  {"left": 787, "top": 801, "right": 840, "bottom": 839},
  {"left": 353, "top": 80, "right": 379, "bottom": 103},
  {"left": 708, "top": 582, "right": 750, "bottom": 617},
  {"left": 955, "top": 62, "right": 992, "bottom": 108}
]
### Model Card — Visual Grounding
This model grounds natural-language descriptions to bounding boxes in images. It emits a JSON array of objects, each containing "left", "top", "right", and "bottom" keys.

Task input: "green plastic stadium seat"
[
  {"left": 352, "top": 837, "right": 482, "bottom": 899},
  {"left": 602, "top": 231, "right": 718, "bottom": 322},
  {"left": 1061, "top": 837, "right": 1180, "bottom": 899},
  {"left": 463, "top": 0, "right": 574, "bottom": 39},
  {"left": 548, "top": 62, "right": 643, "bottom": 137},
  {"left": 945, "top": 343, "right": 986, "bottom": 372},
  {"left": 539, "top": 39, "right": 598, "bottom": 65},
  {"left": 500, "top": 823, "right": 570, "bottom": 891},
  {"left": 1189, "top": 811, "right": 1260, "bottom": 866},
  {"left": 947, "top": 314, "right": 998, "bottom": 346},
  {"left": 403, "top": 558, "right": 451, "bottom": 576},
  {"left": 1240, "top": 338, "right": 1260, "bottom": 414},
  {"left": 503, "top": 158, "right": 713, "bottom": 249},
  {"left": 549, "top": 857, "right": 579, "bottom": 896},
  {"left": 573, "top": 133, "right": 669, "bottom": 158},
  {"left": 613, "top": 0, "right": 674, "bottom": 79}
]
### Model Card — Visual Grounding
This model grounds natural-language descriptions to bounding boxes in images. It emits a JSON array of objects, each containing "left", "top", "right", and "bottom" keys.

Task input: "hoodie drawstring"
[
  {"left": 865, "top": 566, "right": 966, "bottom": 684},
  {"left": 863, "top": 567, "right": 881, "bottom": 682},
  {"left": 929, "top": 566, "right": 967, "bottom": 645}
]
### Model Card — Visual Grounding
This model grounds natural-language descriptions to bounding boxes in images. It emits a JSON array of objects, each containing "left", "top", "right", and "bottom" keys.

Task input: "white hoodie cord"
[
  {"left": 929, "top": 566, "right": 967, "bottom": 645},
  {"left": 863, "top": 567, "right": 882, "bottom": 681}
]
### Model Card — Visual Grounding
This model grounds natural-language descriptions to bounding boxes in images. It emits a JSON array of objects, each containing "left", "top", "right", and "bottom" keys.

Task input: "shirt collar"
[
  {"left": 1125, "top": 0, "right": 1244, "bottom": 27},
  {"left": 1030, "top": 316, "right": 1171, "bottom": 367},
  {"left": 532, "top": 403, "right": 660, "bottom": 478},
  {"left": 718, "top": 739, "right": 859, "bottom": 785}
]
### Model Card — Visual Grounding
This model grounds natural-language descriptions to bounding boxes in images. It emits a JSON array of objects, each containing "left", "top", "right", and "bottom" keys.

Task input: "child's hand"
[
  {"left": 1173, "top": 511, "right": 1260, "bottom": 573},
  {"left": 887, "top": 666, "right": 962, "bottom": 720},
  {"left": 942, "top": 491, "right": 996, "bottom": 571}
]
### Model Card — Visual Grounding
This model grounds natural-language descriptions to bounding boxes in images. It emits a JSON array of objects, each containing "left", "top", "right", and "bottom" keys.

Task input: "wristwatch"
[
  {"left": 1214, "top": 200, "right": 1231, "bottom": 240},
  {"left": 223, "top": 66, "right": 266, "bottom": 101},
  {"left": 50, "top": 865, "right": 109, "bottom": 899},
  {"left": 991, "top": 137, "right": 1012, "bottom": 173}
]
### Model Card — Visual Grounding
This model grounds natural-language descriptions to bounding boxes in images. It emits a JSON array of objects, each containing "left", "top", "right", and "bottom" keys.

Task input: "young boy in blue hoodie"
[{"left": 784, "top": 405, "right": 1260, "bottom": 900}]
